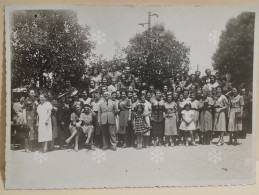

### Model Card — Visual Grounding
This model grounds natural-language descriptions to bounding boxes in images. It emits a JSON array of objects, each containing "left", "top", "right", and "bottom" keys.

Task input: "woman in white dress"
[{"left": 36, "top": 93, "right": 53, "bottom": 153}]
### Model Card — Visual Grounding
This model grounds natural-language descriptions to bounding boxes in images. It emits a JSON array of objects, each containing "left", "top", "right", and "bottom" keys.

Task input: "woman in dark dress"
[
  {"left": 23, "top": 89, "right": 38, "bottom": 152},
  {"left": 151, "top": 90, "right": 165, "bottom": 146}
]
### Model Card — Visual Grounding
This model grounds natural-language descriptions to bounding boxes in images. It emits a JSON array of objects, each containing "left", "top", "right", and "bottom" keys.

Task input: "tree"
[
  {"left": 11, "top": 10, "right": 94, "bottom": 88},
  {"left": 212, "top": 12, "right": 255, "bottom": 88},
  {"left": 125, "top": 23, "right": 190, "bottom": 87}
]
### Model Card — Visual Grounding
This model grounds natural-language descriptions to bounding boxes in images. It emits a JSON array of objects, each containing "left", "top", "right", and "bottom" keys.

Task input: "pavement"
[{"left": 5, "top": 134, "right": 255, "bottom": 189}]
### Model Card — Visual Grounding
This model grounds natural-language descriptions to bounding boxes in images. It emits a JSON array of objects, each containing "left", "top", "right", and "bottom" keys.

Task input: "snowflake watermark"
[
  {"left": 208, "top": 30, "right": 220, "bottom": 45},
  {"left": 149, "top": 149, "right": 164, "bottom": 163},
  {"left": 34, "top": 151, "right": 48, "bottom": 164},
  {"left": 92, "top": 149, "right": 106, "bottom": 163},
  {"left": 91, "top": 30, "right": 106, "bottom": 45},
  {"left": 208, "top": 150, "right": 222, "bottom": 164}
]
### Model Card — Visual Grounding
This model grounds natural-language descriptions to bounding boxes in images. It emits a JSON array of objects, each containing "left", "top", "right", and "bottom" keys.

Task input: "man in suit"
[{"left": 98, "top": 91, "right": 118, "bottom": 151}]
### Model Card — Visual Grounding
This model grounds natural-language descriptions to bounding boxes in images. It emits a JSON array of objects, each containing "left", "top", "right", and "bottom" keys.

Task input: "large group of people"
[{"left": 11, "top": 65, "right": 252, "bottom": 153}]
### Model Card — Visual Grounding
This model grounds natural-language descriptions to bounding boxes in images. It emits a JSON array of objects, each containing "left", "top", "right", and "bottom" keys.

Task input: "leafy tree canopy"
[
  {"left": 125, "top": 23, "right": 190, "bottom": 87},
  {"left": 11, "top": 10, "right": 94, "bottom": 88},
  {"left": 212, "top": 12, "right": 255, "bottom": 88}
]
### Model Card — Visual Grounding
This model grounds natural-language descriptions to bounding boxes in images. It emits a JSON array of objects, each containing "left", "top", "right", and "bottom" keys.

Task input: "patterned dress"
[
  {"left": 134, "top": 114, "right": 146, "bottom": 134},
  {"left": 151, "top": 99, "right": 165, "bottom": 135},
  {"left": 190, "top": 100, "right": 200, "bottom": 129},
  {"left": 80, "top": 113, "right": 94, "bottom": 135},
  {"left": 213, "top": 95, "right": 228, "bottom": 132},
  {"left": 199, "top": 97, "right": 214, "bottom": 132},
  {"left": 164, "top": 102, "right": 178, "bottom": 136},
  {"left": 228, "top": 94, "right": 244, "bottom": 131}
]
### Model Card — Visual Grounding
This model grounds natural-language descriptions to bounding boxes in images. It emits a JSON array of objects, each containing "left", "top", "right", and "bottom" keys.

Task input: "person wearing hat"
[
  {"left": 98, "top": 91, "right": 119, "bottom": 151},
  {"left": 79, "top": 90, "right": 91, "bottom": 105}
]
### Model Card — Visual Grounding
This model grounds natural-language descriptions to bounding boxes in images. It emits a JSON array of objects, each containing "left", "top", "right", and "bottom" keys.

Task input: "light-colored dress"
[
  {"left": 214, "top": 95, "right": 228, "bottom": 132},
  {"left": 164, "top": 102, "right": 178, "bottom": 136},
  {"left": 190, "top": 100, "right": 199, "bottom": 129},
  {"left": 228, "top": 94, "right": 244, "bottom": 131},
  {"left": 179, "top": 110, "right": 196, "bottom": 131},
  {"left": 37, "top": 102, "right": 53, "bottom": 142},
  {"left": 199, "top": 97, "right": 214, "bottom": 132}
]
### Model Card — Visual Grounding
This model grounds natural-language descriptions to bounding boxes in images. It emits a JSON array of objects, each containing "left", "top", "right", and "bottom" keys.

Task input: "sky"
[{"left": 75, "top": 6, "right": 246, "bottom": 76}]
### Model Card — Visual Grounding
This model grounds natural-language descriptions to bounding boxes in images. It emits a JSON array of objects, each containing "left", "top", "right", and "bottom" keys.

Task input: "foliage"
[
  {"left": 11, "top": 10, "right": 94, "bottom": 88},
  {"left": 125, "top": 23, "right": 190, "bottom": 87},
  {"left": 212, "top": 12, "right": 255, "bottom": 88}
]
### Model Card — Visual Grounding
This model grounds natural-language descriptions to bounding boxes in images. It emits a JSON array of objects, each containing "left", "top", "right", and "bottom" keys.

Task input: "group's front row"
[{"left": 14, "top": 86, "right": 245, "bottom": 153}]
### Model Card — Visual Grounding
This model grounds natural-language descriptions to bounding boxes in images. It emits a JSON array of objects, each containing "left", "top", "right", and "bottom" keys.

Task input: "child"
[
  {"left": 133, "top": 104, "right": 150, "bottom": 149},
  {"left": 80, "top": 104, "right": 96, "bottom": 150},
  {"left": 179, "top": 103, "right": 196, "bottom": 146}
]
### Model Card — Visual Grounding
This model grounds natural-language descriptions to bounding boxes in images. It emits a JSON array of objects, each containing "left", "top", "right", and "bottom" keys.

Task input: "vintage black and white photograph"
[{"left": 5, "top": 5, "right": 257, "bottom": 189}]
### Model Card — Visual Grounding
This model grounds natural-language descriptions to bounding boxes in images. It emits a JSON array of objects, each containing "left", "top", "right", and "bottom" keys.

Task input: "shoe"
[
  {"left": 191, "top": 141, "right": 196, "bottom": 146},
  {"left": 165, "top": 144, "right": 169, "bottom": 147},
  {"left": 91, "top": 145, "right": 95, "bottom": 150},
  {"left": 185, "top": 142, "right": 189, "bottom": 146},
  {"left": 216, "top": 141, "right": 224, "bottom": 146},
  {"left": 171, "top": 143, "right": 174, "bottom": 147},
  {"left": 111, "top": 146, "right": 117, "bottom": 151},
  {"left": 103, "top": 146, "right": 108, "bottom": 150}
]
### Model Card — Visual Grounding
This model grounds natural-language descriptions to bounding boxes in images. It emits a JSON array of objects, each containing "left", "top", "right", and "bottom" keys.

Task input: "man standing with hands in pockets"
[{"left": 98, "top": 91, "right": 118, "bottom": 151}]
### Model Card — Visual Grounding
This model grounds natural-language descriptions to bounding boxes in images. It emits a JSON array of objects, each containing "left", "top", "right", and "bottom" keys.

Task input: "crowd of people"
[{"left": 11, "top": 65, "right": 252, "bottom": 153}]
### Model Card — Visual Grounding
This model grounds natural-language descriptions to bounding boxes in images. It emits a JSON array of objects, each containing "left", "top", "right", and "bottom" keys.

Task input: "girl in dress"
[
  {"left": 164, "top": 93, "right": 178, "bottom": 146},
  {"left": 133, "top": 104, "right": 149, "bottom": 149},
  {"left": 179, "top": 103, "right": 196, "bottom": 146},
  {"left": 36, "top": 93, "right": 53, "bottom": 153},
  {"left": 228, "top": 87, "right": 244, "bottom": 145}
]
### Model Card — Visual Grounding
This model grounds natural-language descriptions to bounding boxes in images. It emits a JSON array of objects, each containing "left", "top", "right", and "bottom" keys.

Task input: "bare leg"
[
  {"left": 75, "top": 134, "right": 79, "bottom": 152},
  {"left": 65, "top": 129, "right": 78, "bottom": 144},
  {"left": 43, "top": 142, "right": 48, "bottom": 152},
  {"left": 190, "top": 131, "right": 196, "bottom": 145},
  {"left": 85, "top": 128, "right": 94, "bottom": 145}
]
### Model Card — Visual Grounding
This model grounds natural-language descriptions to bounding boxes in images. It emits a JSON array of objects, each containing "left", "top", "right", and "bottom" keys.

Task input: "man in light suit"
[{"left": 98, "top": 91, "right": 118, "bottom": 151}]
